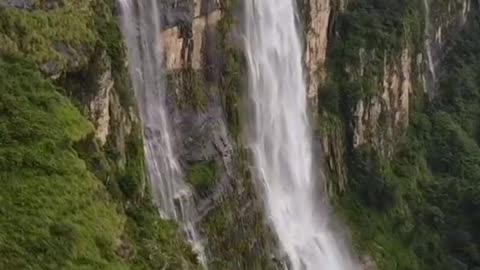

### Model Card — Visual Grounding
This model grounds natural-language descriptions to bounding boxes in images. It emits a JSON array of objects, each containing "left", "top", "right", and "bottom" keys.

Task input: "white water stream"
[
  {"left": 117, "top": 0, "right": 206, "bottom": 265},
  {"left": 244, "top": 1, "right": 359, "bottom": 269},
  {"left": 423, "top": 0, "right": 436, "bottom": 84}
]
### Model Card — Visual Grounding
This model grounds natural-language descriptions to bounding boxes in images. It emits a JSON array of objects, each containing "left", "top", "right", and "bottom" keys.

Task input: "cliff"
[
  {"left": 0, "top": 0, "right": 200, "bottom": 269},
  {"left": 157, "top": 0, "right": 480, "bottom": 269},
  {"left": 2, "top": 0, "right": 480, "bottom": 269},
  {"left": 304, "top": 0, "right": 480, "bottom": 269},
  {"left": 159, "top": 1, "right": 281, "bottom": 268}
]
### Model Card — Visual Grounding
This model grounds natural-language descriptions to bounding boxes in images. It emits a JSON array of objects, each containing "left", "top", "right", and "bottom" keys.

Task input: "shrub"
[{"left": 186, "top": 161, "right": 218, "bottom": 193}]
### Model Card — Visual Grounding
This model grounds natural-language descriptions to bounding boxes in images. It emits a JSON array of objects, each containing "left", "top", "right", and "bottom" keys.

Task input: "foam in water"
[
  {"left": 244, "top": 1, "right": 359, "bottom": 269},
  {"left": 117, "top": 0, "right": 206, "bottom": 265}
]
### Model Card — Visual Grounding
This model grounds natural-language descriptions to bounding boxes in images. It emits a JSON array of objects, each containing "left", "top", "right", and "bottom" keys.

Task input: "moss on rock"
[
  {"left": 0, "top": 0, "right": 97, "bottom": 71},
  {"left": 187, "top": 161, "right": 218, "bottom": 193},
  {"left": 0, "top": 0, "right": 202, "bottom": 269}
]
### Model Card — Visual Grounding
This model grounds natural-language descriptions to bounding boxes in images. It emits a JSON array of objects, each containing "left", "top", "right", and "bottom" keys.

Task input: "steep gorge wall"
[
  {"left": 158, "top": 0, "right": 281, "bottom": 268},
  {"left": 133, "top": 0, "right": 479, "bottom": 268},
  {"left": 303, "top": 0, "right": 474, "bottom": 192},
  {"left": 426, "top": 0, "right": 472, "bottom": 94},
  {"left": 0, "top": 0, "right": 201, "bottom": 269},
  {"left": 2, "top": 0, "right": 479, "bottom": 269},
  {"left": 304, "top": 0, "right": 331, "bottom": 108},
  {"left": 303, "top": 0, "right": 479, "bottom": 269},
  {"left": 0, "top": 0, "right": 282, "bottom": 268}
]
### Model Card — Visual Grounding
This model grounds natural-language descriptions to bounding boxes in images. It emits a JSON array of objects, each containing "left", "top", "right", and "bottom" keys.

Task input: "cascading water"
[
  {"left": 423, "top": 0, "right": 436, "bottom": 84},
  {"left": 117, "top": 0, "right": 206, "bottom": 265},
  {"left": 244, "top": 1, "right": 359, "bottom": 269}
]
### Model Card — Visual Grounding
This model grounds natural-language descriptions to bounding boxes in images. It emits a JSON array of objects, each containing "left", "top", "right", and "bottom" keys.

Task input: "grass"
[
  {"left": 0, "top": 57, "right": 128, "bottom": 269},
  {"left": 0, "top": 49, "right": 200, "bottom": 270},
  {"left": 0, "top": 1, "right": 202, "bottom": 268},
  {"left": 0, "top": 0, "right": 97, "bottom": 69},
  {"left": 168, "top": 69, "right": 209, "bottom": 112},
  {"left": 187, "top": 162, "right": 218, "bottom": 193},
  {"left": 339, "top": 18, "right": 480, "bottom": 268},
  {"left": 325, "top": 0, "right": 424, "bottom": 117}
]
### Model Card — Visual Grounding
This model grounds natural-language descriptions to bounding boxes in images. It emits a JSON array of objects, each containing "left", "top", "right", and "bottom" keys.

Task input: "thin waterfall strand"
[
  {"left": 423, "top": 0, "right": 436, "bottom": 83},
  {"left": 244, "top": 1, "right": 358, "bottom": 269},
  {"left": 117, "top": 0, "right": 206, "bottom": 265}
]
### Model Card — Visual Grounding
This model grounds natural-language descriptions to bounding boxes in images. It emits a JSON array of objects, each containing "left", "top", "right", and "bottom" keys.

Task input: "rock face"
[
  {"left": 1, "top": 0, "right": 33, "bottom": 9},
  {"left": 319, "top": 118, "right": 348, "bottom": 193},
  {"left": 0, "top": 0, "right": 135, "bottom": 149},
  {"left": 2, "top": 0, "right": 65, "bottom": 10},
  {"left": 158, "top": 0, "right": 479, "bottom": 268},
  {"left": 305, "top": 0, "right": 476, "bottom": 187},
  {"left": 161, "top": 0, "right": 279, "bottom": 268},
  {"left": 304, "top": 0, "right": 331, "bottom": 108},
  {"left": 168, "top": 77, "right": 235, "bottom": 217},
  {"left": 360, "top": 255, "right": 378, "bottom": 270},
  {"left": 352, "top": 49, "right": 412, "bottom": 156},
  {"left": 162, "top": 0, "right": 222, "bottom": 71},
  {"left": 162, "top": 0, "right": 229, "bottom": 213},
  {"left": 0, "top": 0, "right": 204, "bottom": 268},
  {"left": 303, "top": 1, "right": 475, "bottom": 268},
  {"left": 161, "top": 0, "right": 478, "bottom": 268},
  {"left": 426, "top": 0, "right": 473, "bottom": 95},
  {"left": 88, "top": 52, "right": 114, "bottom": 145}
]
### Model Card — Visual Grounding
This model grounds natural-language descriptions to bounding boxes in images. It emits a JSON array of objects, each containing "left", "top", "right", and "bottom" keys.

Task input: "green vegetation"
[
  {"left": 0, "top": 55, "right": 199, "bottom": 270},
  {"left": 0, "top": 0, "right": 96, "bottom": 69},
  {"left": 202, "top": 149, "right": 279, "bottom": 270},
  {"left": 123, "top": 198, "right": 200, "bottom": 270},
  {"left": 218, "top": 0, "right": 245, "bottom": 138},
  {"left": 204, "top": 197, "right": 277, "bottom": 270},
  {"left": 333, "top": 0, "right": 422, "bottom": 54},
  {"left": 0, "top": 1, "right": 200, "bottom": 269},
  {"left": 339, "top": 16, "right": 480, "bottom": 270},
  {"left": 0, "top": 57, "right": 128, "bottom": 270},
  {"left": 91, "top": 0, "right": 135, "bottom": 108},
  {"left": 325, "top": 0, "right": 423, "bottom": 116},
  {"left": 187, "top": 162, "right": 218, "bottom": 194},
  {"left": 166, "top": 68, "right": 211, "bottom": 112}
]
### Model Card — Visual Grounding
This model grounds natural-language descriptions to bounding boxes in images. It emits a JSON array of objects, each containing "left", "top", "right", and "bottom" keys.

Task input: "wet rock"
[
  {"left": 89, "top": 52, "right": 114, "bottom": 145},
  {"left": 144, "top": 127, "right": 154, "bottom": 140},
  {"left": 162, "top": 3, "right": 222, "bottom": 71},
  {"left": 195, "top": 0, "right": 220, "bottom": 17},
  {"left": 41, "top": 61, "right": 62, "bottom": 79},
  {"left": 53, "top": 42, "right": 82, "bottom": 70},
  {"left": 360, "top": 255, "right": 377, "bottom": 270},
  {"left": 160, "top": 0, "right": 195, "bottom": 29},
  {"left": 304, "top": 0, "right": 331, "bottom": 108},
  {"left": 1, "top": 0, "right": 34, "bottom": 10},
  {"left": 159, "top": 0, "right": 221, "bottom": 29},
  {"left": 425, "top": 0, "right": 473, "bottom": 95},
  {"left": 41, "top": 0, "right": 64, "bottom": 10},
  {"left": 352, "top": 48, "right": 412, "bottom": 157},
  {"left": 1, "top": 0, "right": 64, "bottom": 10}
]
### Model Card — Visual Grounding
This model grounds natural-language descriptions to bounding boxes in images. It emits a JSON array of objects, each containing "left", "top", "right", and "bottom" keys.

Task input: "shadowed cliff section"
[{"left": 305, "top": 0, "right": 480, "bottom": 269}]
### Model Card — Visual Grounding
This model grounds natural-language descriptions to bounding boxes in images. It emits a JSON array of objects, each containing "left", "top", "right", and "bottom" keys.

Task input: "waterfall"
[
  {"left": 423, "top": 0, "right": 436, "bottom": 85},
  {"left": 244, "top": 1, "right": 358, "bottom": 269},
  {"left": 117, "top": 0, "right": 206, "bottom": 265}
]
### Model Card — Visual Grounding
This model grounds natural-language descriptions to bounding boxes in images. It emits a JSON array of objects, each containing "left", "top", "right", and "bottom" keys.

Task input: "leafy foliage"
[
  {"left": 340, "top": 16, "right": 480, "bottom": 270},
  {"left": 218, "top": 0, "right": 245, "bottom": 138},
  {"left": 0, "top": 1, "right": 201, "bottom": 269},
  {"left": 0, "top": 57, "right": 128, "bottom": 270},
  {"left": 0, "top": 0, "right": 97, "bottom": 68},
  {"left": 324, "top": 0, "right": 423, "bottom": 116},
  {"left": 187, "top": 162, "right": 218, "bottom": 194},
  {"left": 202, "top": 149, "right": 279, "bottom": 270}
]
